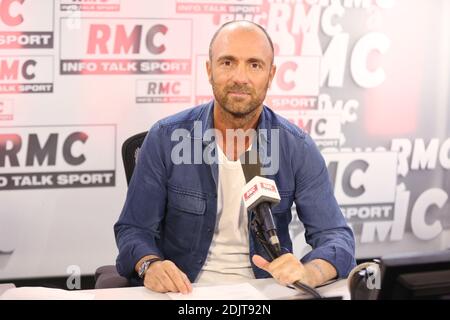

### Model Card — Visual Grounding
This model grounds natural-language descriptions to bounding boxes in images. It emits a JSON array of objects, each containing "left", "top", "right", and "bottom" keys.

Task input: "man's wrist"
[
  {"left": 305, "top": 261, "right": 326, "bottom": 287},
  {"left": 138, "top": 257, "right": 163, "bottom": 279},
  {"left": 137, "top": 256, "right": 163, "bottom": 279},
  {"left": 135, "top": 255, "right": 162, "bottom": 274},
  {"left": 305, "top": 259, "right": 337, "bottom": 287}
]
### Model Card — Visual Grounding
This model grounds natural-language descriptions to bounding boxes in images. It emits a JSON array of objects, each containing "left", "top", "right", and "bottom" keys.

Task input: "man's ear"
[
  {"left": 267, "top": 64, "right": 276, "bottom": 89},
  {"left": 206, "top": 60, "right": 212, "bottom": 85}
]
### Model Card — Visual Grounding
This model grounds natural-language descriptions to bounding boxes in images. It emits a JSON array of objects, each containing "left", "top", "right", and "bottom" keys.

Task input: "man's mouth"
[{"left": 228, "top": 91, "right": 250, "bottom": 98}]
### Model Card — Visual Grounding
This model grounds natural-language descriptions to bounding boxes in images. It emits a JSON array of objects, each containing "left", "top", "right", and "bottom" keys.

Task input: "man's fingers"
[
  {"left": 146, "top": 261, "right": 177, "bottom": 292},
  {"left": 252, "top": 255, "right": 270, "bottom": 272},
  {"left": 182, "top": 272, "right": 193, "bottom": 293},
  {"left": 278, "top": 269, "right": 300, "bottom": 285},
  {"left": 158, "top": 268, "right": 179, "bottom": 292},
  {"left": 145, "top": 275, "right": 167, "bottom": 293},
  {"left": 143, "top": 260, "right": 193, "bottom": 294},
  {"left": 155, "top": 277, "right": 170, "bottom": 292},
  {"left": 166, "top": 267, "right": 191, "bottom": 294},
  {"left": 252, "top": 254, "right": 307, "bottom": 287}
]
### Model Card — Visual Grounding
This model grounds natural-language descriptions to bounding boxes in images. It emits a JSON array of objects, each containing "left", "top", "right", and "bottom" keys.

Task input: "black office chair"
[
  {"left": 94, "top": 131, "right": 148, "bottom": 289},
  {"left": 121, "top": 131, "right": 148, "bottom": 185}
]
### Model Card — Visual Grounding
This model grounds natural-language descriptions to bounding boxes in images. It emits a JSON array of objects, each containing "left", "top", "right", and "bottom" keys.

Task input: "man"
[{"left": 114, "top": 21, "right": 355, "bottom": 294}]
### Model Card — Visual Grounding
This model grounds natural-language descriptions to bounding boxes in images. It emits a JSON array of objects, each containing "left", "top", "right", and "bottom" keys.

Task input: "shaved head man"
[{"left": 115, "top": 21, "right": 356, "bottom": 295}]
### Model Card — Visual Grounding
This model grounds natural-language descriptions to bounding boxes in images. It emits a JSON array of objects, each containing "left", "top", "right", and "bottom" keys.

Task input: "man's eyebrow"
[
  {"left": 247, "top": 57, "right": 266, "bottom": 66},
  {"left": 216, "top": 55, "right": 237, "bottom": 62},
  {"left": 216, "top": 55, "right": 267, "bottom": 66}
]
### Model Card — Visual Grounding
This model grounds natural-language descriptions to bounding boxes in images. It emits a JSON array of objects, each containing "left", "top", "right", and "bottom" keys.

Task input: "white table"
[
  {"left": 0, "top": 284, "right": 15, "bottom": 296},
  {"left": 83, "top": 278, "right": 349, "bottom": 300},
  {"left": 0, "top": 278, "right": 349, "bottom": 300}
]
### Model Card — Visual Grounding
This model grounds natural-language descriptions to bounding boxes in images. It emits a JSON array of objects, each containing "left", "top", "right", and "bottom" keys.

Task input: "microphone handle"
[
  {"left": 255, "top": 202, "right": 276, "bottom": 230},
  {"left": 266, "top": 229, "right": 282, "bottom": 256}
]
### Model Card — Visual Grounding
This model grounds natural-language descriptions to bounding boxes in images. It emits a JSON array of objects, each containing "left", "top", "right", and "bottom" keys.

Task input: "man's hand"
[
  {"left": 143, "top": 260, "right": 192, "bottom": 294},
  {"left": 252, "top": 253, "right": 315, "bottom": 287},
  {"left": 252, "top": 253, "right": 336, "bottom": 288}
]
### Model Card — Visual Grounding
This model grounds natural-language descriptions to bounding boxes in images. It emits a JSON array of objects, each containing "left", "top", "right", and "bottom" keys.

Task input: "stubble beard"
[{"left": 211, "top": 77, "right": 270, "bottom": 121}]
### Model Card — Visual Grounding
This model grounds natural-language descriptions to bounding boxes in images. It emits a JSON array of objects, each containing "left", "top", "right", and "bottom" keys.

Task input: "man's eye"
[
  {"left": 251, "top": 63, "right": 261, "bottom": 69},
  {"left": 222, "top": 60, "right": 232, "bottom": 66}
]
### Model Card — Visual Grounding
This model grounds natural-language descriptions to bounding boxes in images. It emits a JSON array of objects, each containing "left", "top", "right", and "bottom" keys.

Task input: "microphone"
[
  {"left": 240, "top": 150, "right": 323, "bottom": 299},
  {"left": 240, "top": 157, "right": 282, "bottom": 257}
]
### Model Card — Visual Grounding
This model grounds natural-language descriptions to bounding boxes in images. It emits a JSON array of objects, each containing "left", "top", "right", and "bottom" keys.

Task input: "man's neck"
[{"left": 213, "top": 101, "right": 262, "bottom": 161}]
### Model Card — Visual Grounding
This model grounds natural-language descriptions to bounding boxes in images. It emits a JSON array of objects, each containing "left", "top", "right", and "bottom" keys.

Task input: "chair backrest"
[
  {"left": 121, "top": 131, "right": 148, "bottom": 185},
  {"left": 93, "top": 131, "right": 148, "bottom": 289}
]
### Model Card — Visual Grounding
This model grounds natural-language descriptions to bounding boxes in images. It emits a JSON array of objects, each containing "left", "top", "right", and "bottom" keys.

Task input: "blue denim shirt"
[{"left": 114, "top": 101, "right": 356, "bottom": 285}]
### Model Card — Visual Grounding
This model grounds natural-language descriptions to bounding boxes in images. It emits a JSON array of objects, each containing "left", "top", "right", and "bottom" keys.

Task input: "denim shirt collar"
[
  {"left": 189, "top": 100, "right": 272, "bottom": 145},
  {"left": 188, "top": 100, "right": 276, "bottom": 188}
]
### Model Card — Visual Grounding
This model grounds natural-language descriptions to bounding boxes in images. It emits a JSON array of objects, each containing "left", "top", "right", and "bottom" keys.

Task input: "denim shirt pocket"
[
  {"left": 165, "top": 186, "right": 206, "bottom": 252},
  {"left": 271, "top": 190, "right": 294, "bottom": 214},
  {"left": 270, "top": 190, "right": 294, "bottom": 239},
  {"left": 167, "top": 189, "right": 206, "bottom": 215}
]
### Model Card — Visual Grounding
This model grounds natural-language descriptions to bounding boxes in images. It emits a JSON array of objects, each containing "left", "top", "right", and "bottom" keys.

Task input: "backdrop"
[{"left": 0, "top": 0, "right": 449, "bottom": 279}]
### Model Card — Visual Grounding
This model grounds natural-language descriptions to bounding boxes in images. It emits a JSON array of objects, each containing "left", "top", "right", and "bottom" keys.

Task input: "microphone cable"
[{"left": 291, "top": 280, "right": 322, "bottom": 299}]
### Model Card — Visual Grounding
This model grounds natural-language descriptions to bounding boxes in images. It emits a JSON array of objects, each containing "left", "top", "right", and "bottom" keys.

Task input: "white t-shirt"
[{"left": 195, "top": 144, "right": 255, "bottom": 283}]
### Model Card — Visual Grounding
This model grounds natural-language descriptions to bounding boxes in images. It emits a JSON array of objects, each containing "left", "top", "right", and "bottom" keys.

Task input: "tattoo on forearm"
[{"left": 309, "top": 261, "right": 326, "bottom": 283}]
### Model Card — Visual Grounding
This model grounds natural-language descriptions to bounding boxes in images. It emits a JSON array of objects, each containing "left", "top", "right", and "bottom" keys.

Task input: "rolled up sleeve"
[
  {"left": 294, "top": 135, "right": 356, "bottom": 278},
  {"left": 114, "top": 123, "right": 167, "bottom": 279}
]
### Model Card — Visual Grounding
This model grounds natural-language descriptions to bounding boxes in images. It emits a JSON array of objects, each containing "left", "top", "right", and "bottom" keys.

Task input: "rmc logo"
[
  {"left": 176, "top": 0, "right": 262, "bottom": 15},
  {"left": 135, "top": 79, "right": 191, "bottom": 104},
  {"left": 0, "top": 56, "right": 53, "bottom": 94},
  {"left": 323, "top": 151, "right": 398, "bottom": 224},
  {"left": 0, "top": 99, "right": 13, "bottom": 120},
  {"left": 60, "top": 18, "right": 192, "bottom": 75},
  {"left": 0, "top": 125, "right": 116, "bottom": 190},
  {"left": 60, "top": 0, "right": 121, "bottom": 12},
  {"left": 279, "top": 110, "right": 341, "bottom": 149},
  {"left": 0, "top": 0, "right": 54, "bottom": 49},
  {"left": 265, "top": 56, "right": 321, "bottom": 110}
]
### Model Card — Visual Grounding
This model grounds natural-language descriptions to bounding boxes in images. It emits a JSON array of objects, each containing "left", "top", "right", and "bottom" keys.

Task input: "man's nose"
[{"left": 231, "top": 64, "right": 249, "bottom": 84}]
